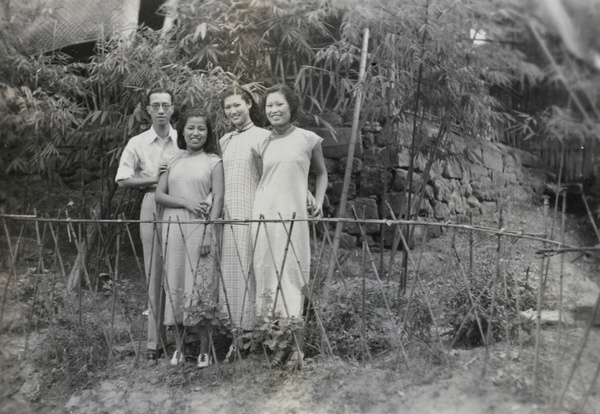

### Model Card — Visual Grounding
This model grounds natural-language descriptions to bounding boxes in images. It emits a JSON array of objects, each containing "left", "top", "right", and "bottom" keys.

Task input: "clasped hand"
[{"left": 185, "top": 200, "right": 211, "bottom": 218}]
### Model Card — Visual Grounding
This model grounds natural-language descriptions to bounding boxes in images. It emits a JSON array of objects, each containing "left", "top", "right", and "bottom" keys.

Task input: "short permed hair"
[{"left": 261, "top": 84, "right": 300, "bottom": 124}]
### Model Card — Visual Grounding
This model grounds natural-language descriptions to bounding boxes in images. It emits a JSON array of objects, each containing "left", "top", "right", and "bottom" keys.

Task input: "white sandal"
[
  {"left": 197, "top": 353, "right": 212, "bottom": 368},
  {"left": 170, "top": 350, "right": 184, "bottom": 366}
]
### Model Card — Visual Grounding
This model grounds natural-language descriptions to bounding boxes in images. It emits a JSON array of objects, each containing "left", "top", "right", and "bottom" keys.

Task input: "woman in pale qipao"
[
  {"left": 156, "top": 108, "right": 224, "bottom": 369},
  {"left": 251, "top": 84, "right": 328, "bottom": 369}
]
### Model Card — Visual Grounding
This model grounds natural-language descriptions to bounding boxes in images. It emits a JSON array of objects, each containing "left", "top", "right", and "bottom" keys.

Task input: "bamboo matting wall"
[{"left": 523, "top": 138, "right": 599, "bottom": 182}]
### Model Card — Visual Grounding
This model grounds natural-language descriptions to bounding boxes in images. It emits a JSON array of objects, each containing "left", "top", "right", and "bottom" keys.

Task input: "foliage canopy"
[{"left": 0, "top": 0, "right": 548, "bottom": 198}]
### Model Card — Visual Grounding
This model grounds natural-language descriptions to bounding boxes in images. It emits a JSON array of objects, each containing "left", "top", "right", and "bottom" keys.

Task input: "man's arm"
[
  {"left": 115, "top": 141, "right": 160, "bottom": 188},
  {"left": 117, "top": 176, "right": 159, "bottom": 188}
]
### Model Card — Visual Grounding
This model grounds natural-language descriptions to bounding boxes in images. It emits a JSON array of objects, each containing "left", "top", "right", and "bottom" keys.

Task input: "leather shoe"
[{"left": 147, "top": 349, "right": 163, "bottom": 360}]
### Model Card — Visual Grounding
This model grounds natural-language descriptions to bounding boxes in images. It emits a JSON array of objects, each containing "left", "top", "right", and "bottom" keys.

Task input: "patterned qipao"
[{"left": 219, "top": 126, "right": 270, "bottom": 330}]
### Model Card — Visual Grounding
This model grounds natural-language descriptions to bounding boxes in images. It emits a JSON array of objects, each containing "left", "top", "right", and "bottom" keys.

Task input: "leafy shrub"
[
  {"left": 248, "top": 293, "right": 305, "bottom": 355},
  {"left": 441, "top": 259, "right": 536, "bottom": 348},
  {"left": 183, "top": 282, "right": 232, "bottom": 335},
  {"left": 309, "top": 277, "right": 432, "bottom": 360}
]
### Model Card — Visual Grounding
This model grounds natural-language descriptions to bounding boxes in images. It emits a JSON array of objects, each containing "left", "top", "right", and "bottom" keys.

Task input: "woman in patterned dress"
[
  {"left": 218, "top": 87, "right": 270, "bottom": 362},
  {"left": 156, "top": 108, "right": 224, "bottom": 368},
  {"left": 251, "top": 84, "right": 328, "bottom": 369}
]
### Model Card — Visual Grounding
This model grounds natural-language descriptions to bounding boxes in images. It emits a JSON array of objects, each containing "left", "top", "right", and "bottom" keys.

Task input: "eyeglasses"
[{"left": 149, "top": 103, "right": 172, "bottom": 111}]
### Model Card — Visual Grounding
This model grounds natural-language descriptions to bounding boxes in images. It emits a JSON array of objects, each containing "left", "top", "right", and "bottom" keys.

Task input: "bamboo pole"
[
  {"left": 551, "top": 191, "right": 567, "bottom": 405},
  {"left": 556, "top": 290, "right": 600, "bottom": 408},
  {"left": 483, "top": 205, "right": 503, "bottom": 377},
  {"left": 577, "top": 360, "right": 600, "bottom": 413},
  {"left": 580, "top": 190, "right": 600, "bottom": 243},
  {"left": 448, "top": 247, "right": 487, "bottom": 349},
  {"left": 350, "top": 206, "right": 410, "bottom": 366},
  {"left": 323, "top": 27, "right": 370, "bottom": 301},
  {"left": 361, "top": 209, "right": 369, "bottom": 363},
  {"left": 533, "top": 196, "right": 550, "bottom": 401},
  {"left": 23, "top": 214, "right": 45, "bottom": 360},
  {"left": 0, "top": 219, "right": 25, "bottom": 330},
  {"left": 123, "top": 219, "right": 148, "bottom": 367}
]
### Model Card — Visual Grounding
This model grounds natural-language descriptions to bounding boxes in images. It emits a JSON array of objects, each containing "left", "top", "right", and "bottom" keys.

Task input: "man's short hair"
[{"left": 146, "top": 88, "right": 174, "bottom": 106}]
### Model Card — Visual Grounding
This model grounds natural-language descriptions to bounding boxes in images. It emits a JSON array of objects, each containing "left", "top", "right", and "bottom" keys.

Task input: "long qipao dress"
[
  {"left": 162, "top": 151, "right": 222, "bottom": 326},
  {"left": 219, "top": 126, "right": 270, "bottom": 330},
  {"left": 251, "top": 127, "right": 323, "bottom": 319}
]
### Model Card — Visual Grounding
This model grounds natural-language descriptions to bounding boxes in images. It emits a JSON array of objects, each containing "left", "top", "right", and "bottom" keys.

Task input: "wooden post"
[{"left": 323, "top": 27, "right": 370, "bottom": 301}]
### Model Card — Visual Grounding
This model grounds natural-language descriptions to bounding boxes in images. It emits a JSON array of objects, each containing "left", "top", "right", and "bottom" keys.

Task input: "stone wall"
[{"left": 310, "top": 120, "right": 543, "bottom": 249}]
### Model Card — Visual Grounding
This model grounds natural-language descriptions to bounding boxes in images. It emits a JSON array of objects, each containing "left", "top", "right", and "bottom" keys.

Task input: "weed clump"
[
  {"left": 307, "top": 277, "right": 432, "bottom": 361},
  {"left": 441, "top": 264, "right": 536, "bottom": 348}
]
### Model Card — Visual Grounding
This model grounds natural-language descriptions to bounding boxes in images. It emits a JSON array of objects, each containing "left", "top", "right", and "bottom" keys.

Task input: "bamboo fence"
[{"left": 0, "top": 207, "right": 599, "bottom": 412}]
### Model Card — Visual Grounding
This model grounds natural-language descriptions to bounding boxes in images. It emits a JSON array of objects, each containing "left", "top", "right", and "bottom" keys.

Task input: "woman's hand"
[
  {"left": 199, "top": 224, "right": 212, "bottom": 256},
  {"left": 185, "top": 200, "right": 211, "bottom": 217},
  {"left": 307, "top": 191, "right": 322, "bottom": 217},
  {"left": 199, "top": 244, "right": 211, "bottom": 256},
  {"left": 310, "top": 202, "right": 323, "bottom": 218},
  {"left": 158, "top": 160, "right": 169, "bottom": 175}
]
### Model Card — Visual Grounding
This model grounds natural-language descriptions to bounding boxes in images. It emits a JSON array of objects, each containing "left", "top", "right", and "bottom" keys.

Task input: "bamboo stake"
[
  {"left": 24, "top": 211, "right": 45, "bottom": 360},
  {"left": 361, "top": 209, "right": 369, "bottom": 363},
  {"left": 551, "top": 190, "right": 567, "bottom": 405},
  {"left": 442, "top": 227, "right": 457, "bottom": 288},
  {"left": 448, "top": 247, "right": 487, "bottom": 349},
  {"left": 482, "top": 205, "right": 503, "bottom": 377},
  {"left": 304, "top": 221, "right": 334, "bottom": 359},
  {"left": 107, "top": 268, "right": 118, "bottom": 364},
  {"left": 533, "top": 196, "right": 550, "bottom": 401},
  {"left": 259, "top": 215, "right": 303, "bottom": 368},
  {"left": 160, "top": 218, "right": 186, "bottom": 360},
  {"left": 393, "top": 226, "right": 449, "bottom": 365},
  {"left": 580, "top": 190, "right": 600, "bottom": 243},
  {"left": 350, "top": 206, "right": 410, "bottom": 366},
  {"left": 275, "top": 212, "right": 334, "bottom": 360},
  {"left": 323, "top": 27, "right": 370, "bottom": 302},
  {"left": 123, "top": 219, "right": 148, "bottom": 367},
  {"left": 0, "top": 219, "right": 25, "bottom": 330},
  {"left": 556, "top": 291, "right": 600, "bottom": 408},
  {"left": 319, "top": 222, "right": 364, "bottom": 358},
  {"left": 47, "top": 222, "right": 64, "bottom": 336},
  {"left": 396, "top": 240, "right": 426, "bottom": 370},
  {"left": 577, "top": 359, "right": 600, "bottom": 413},
  {"left": 469, "top": 212, "right": 474, "bottom": 278}
]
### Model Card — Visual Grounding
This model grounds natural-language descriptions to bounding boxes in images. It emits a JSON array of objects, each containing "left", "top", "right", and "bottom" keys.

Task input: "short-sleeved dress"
[
  {"left": 219, "top": 126, "right": 270, "bottom": 330},
  {"left": 251, "top": 127, "right": 323, "bottom": 319},
  {"left": 162, "top": 151, "right": 222, "bottom": 326}
]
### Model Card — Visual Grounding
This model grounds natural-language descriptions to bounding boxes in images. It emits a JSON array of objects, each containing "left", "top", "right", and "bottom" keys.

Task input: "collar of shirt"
[{"left": 149, "top": 125, "right": 177, "bottom": 146}]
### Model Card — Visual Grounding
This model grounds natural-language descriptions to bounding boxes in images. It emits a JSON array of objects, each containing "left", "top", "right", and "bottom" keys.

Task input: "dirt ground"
[{"left": 1, "top": 177, "right": 600, "bottom": 413}]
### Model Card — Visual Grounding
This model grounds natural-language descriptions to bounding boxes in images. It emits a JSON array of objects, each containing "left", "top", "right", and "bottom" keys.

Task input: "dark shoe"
[
  {"left": 147, "top": 349, "right": 163, "bottom": 360},
  {"left": 185, "top": 343, "right": 200, "bottom": 361},
  {"left": 270, "top": 349, "right": 289, "bottom": 367},
  {"left": 285, "top": 350, "right": 304, "bottom": 370}
]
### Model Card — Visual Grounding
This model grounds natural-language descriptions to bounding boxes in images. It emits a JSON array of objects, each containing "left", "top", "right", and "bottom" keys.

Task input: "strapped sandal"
[
  {"left": 285, "top": 350, "right": 304, "bottom": 370},
  {"left": 197, "top": 353, "right": 212, "bottom": 368}
]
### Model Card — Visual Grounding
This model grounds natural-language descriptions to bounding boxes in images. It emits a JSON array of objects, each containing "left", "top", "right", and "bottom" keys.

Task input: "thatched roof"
[{"left": 18, "top": 0, "right": 140, "bottom": 54}]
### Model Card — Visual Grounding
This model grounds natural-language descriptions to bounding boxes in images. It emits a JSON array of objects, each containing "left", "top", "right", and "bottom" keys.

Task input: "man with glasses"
[{"left": 115, "top": 88, "right": 179, "bottom": 363}]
